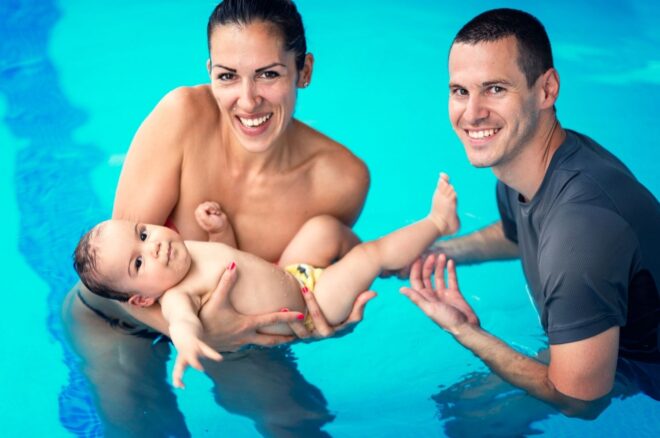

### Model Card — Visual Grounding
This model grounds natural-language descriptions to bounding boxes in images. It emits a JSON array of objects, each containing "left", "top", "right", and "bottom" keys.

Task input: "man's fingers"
[
  {"left": 409, "top": 258, "right": 424, "bottom": 290},
  {"left": 400, "top": 287, "right": 430, "bottom": 313},
  {"left": 422, "top": 254, "right": 437, "bottom": 290},
  {"left": 435, "top": 254, "right": 448, "bottom": 291},
  {"left": 205, "top": 263, "right": 238, "bottom": 311},
  {"left": 446, "top": 259, "right": 460, "bottom": 290}
]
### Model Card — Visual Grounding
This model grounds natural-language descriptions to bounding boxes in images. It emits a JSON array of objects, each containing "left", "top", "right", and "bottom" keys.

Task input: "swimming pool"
[{"left": 2, "top": 0, "right": 658, "bottom": 436}]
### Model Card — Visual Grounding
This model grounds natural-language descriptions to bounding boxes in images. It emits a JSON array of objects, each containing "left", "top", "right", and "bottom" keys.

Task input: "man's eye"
[
  {"left": 135, "top": 257, "right": 143, "bottom": 271},
  {"left": 452, "top": 88, "right": 468, "bottom": 96},
  {"left": 140, "top": 230, "right": 147, "bottom": 241},
  {"left": 489, "top": 85, "right": 505, "bottom": 94}
]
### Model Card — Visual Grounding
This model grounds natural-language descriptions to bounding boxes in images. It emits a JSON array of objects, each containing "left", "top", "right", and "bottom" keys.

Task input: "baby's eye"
[
  {"left": 139, "top": 230, "right": 147, "bottom": 241},
  {"left": 135, "top": 256, "right": 143, "bottom": 271}
]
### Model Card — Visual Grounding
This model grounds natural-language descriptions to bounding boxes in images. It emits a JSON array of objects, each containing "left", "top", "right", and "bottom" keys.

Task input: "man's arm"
[
  {"left": 431, "top": 221, "right": 519, "bottom": 265},
  {"left": 401, "top": 255, "right": 617, "bottom": 418}
]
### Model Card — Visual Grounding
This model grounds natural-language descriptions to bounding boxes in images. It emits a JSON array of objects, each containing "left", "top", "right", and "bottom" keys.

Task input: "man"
[{"left": 402, "top": 8, "right": 659, "bottom": 418}]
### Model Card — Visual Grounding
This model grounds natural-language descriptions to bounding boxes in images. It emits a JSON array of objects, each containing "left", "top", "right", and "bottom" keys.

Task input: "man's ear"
[
  {"left": 538, "top": 68, "right": 560, "bottom": 109},
  {"left": 128, "top": 295, "right": 156, "bottom": 307}
]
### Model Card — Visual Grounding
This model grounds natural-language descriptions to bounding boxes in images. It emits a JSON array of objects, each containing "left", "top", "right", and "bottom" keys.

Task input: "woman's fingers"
[
  {"left": 300, "top": 286, "right": 334, "bottom": 337},
  {"left": 205, "top": 262, "right": 238, "bottom": 312}
]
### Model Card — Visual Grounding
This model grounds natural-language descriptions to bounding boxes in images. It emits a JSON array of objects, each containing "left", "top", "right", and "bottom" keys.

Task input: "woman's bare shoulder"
[
  {"left": 156, "top": 85, "right": 219, "bottom": 123},
  {"left": 295, "top": 121, "right": 370, "bottom": 223}
]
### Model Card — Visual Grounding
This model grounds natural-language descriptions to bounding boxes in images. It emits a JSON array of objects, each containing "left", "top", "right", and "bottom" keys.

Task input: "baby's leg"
[
  {"left": 278, "top": 215, "right": 359, "bottom": 268},
  {"left": 195, "top": 201, "right": 237, "bottom": 247},
  {"left": 312, "top": 174, "right": 458, "bottom": 325}
]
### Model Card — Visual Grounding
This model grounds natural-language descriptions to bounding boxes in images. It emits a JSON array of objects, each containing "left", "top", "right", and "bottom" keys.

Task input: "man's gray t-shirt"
[{"left": 497, "top": 129, "right": 659, "bottom": 362}]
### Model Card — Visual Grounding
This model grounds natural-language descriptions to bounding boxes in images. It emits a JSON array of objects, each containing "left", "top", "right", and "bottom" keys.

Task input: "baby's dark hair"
[{"left": 73, "top": 224, "right": 131, "bottom": 302}]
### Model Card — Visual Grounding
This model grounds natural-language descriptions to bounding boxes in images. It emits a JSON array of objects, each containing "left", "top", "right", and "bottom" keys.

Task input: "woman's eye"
[
  {"left": 259, "top": 71, "right": 279, "bottom": 79},
  {"left": 135, "top": 256, "right": 143, "bottom": 271},
  {"left": 217, "top": 73, "right": 235, "bottom": 81},
  {"left": 140, "top": 230, "right": 147, "bottom": 241}
]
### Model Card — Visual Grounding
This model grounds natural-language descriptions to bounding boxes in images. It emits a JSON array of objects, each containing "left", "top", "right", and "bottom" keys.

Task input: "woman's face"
[{"left": 208, "top": 21, "right": 310, "bottom": 153}]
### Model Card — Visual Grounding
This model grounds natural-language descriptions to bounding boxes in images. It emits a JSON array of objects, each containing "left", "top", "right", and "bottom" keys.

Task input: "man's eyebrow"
[{"left": 482, "top": 79, "right": 513, "bottom": 87}]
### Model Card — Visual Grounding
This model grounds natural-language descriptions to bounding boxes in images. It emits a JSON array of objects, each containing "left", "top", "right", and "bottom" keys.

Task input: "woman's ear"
[
  {"left": 298, "top": 53, "right": 315, "bottom": 88},
  {"left": 128, "top": 295, "right": 156, "bottom": 307},
  {"left": 207, "top": 58, "right": 212, "bottom": 77}
]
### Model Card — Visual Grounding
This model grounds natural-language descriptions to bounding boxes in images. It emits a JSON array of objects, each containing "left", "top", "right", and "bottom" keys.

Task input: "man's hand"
[
  {"left": 287, "top": 287, "right": 377, "bottom": 339},
  {"left": 400, "top": 253, "right": 480, "bottom": 333},
  {"left": 198, "top": 263, "right": 306, "bottom": 351}
]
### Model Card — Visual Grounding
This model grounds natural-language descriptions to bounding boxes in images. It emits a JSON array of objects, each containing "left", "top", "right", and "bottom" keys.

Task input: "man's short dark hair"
[{"left": 453, "top": 8, "right": 554, "bottom": 87}]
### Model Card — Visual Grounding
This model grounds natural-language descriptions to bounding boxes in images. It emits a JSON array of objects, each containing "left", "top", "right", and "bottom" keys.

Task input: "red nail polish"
[
  {"left": 228, "top": 261, "right": 236, "bottom": 270},
  {"left": 280, "top": 308, "right": 289, "bottom": 312},
  {"left": 297, "top": 314, "right": 304, "bottom": 320},
  {"left": 301, "top": 286, "right": 308, "bottom": 294}
]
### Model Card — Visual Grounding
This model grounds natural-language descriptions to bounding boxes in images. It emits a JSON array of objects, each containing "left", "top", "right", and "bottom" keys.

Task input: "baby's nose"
[{"left": 149, "top": 241, "right": 161, "bottom": 258}]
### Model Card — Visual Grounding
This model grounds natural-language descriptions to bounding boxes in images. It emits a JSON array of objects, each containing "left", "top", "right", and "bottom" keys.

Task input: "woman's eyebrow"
[
  {"left": 255, "top": 63, "right": 286, "bottom": 73},
  {"left": 211, "top": 64, "right": 236, "bottom": 72}
]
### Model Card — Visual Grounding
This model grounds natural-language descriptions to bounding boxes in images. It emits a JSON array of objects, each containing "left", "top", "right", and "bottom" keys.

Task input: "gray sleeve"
[
  {"left": 538, "top": 204, "right": 639, "bottom": 344},
  {"left": 496, "top": 181, "right": 518, "bottom": 243}
]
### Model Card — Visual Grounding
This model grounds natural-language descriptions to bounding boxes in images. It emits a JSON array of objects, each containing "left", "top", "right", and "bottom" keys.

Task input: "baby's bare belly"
[{"left": 228, "top": 251, "right": 305, "bottom": 335}]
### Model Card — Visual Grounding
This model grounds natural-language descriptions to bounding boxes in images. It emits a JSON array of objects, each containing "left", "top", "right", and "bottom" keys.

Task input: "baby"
[{"left": 73, "top": 174, "right": 459, "bottom": 387}]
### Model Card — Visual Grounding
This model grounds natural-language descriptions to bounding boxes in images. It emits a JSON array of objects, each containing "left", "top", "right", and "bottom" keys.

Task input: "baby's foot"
[
  {"left": 429, "top": 173, "right": 460, "bottom": 235},
  {"left": 195, "top": 201, "right": 237, "bottom": 247}
]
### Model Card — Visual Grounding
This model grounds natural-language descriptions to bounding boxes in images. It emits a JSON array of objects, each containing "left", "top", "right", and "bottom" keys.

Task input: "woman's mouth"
[{"left": 238, "top": 113, "right": 272, "bottom": 128}]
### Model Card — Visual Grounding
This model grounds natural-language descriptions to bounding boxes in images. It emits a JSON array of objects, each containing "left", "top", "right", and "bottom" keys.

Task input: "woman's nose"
[{"left": 237, "top": 80, "right": 261, "bottom": 112}]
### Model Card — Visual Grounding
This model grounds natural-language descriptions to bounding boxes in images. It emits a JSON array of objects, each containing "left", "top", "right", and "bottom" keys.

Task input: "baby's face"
[{"left": 94, "top": 220, "right": 192, "bottom": 300}]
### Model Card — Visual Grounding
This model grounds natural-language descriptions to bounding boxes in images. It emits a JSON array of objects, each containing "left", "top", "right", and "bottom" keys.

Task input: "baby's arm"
[
  {"left": 195, "top": 201, "right": 237, "bottom": 247},
  {"left": 160, "top": 290, "right": 222, "bottom": 388}
]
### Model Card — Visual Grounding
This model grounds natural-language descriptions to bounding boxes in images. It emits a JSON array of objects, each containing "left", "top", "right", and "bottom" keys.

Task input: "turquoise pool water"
[{"left": 2, "top": 0, "right": 658, "bottom": 436}]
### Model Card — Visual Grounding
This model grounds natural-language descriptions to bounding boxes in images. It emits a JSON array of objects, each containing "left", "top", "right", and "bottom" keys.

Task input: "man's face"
[{"left": 448, "top": 36, "right": 541, "bottom": 171}]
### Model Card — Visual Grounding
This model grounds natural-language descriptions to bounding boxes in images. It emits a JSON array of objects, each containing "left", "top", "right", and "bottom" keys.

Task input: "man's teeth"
[
  {"left": 239, "top": 114, "right": 272, "bottom": 128},
  {"left": 467, "top": 128, "right": 498, "bottom": 139}
]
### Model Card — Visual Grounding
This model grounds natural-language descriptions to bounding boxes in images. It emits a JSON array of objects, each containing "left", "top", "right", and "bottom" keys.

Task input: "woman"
[{"left": 62, "top": 1, "right": 373, "bottom": 436}]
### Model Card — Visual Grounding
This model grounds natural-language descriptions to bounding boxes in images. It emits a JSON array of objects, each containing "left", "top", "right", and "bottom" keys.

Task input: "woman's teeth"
[{"left": 239, "top": 113, "right": 272, "bottom": 128}]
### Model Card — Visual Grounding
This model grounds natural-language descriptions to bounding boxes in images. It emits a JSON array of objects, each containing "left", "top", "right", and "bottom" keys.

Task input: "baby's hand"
[
  {"left": 195, "top": 201, "right": 227, "bottom": 234},
  {"left": 429, "top": 173, "right": 460, "bottom": 235},
  {"left": 171, "top": 335, "right": 223, "bottom": 389}
]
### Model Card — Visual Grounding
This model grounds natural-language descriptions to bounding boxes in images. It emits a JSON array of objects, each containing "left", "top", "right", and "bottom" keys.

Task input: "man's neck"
[{"left": 494, "top": 117, "right": 565, "bottom": 202}]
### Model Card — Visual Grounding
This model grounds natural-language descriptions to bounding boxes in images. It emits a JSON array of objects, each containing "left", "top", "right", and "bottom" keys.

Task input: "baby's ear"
[{"left": 128, "top": 295, "right": 156, "bottom": 307}]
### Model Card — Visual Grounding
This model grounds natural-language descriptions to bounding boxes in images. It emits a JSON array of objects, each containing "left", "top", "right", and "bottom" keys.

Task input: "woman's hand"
[
  {"left": 400, "top": 254, "right": 480, "bottom": 334},
  {"left": 287, "top": 288, "right": 377, "bottom": 339},
  {"left": 198, "top": 264, "right": 306, "bottom": 351}
]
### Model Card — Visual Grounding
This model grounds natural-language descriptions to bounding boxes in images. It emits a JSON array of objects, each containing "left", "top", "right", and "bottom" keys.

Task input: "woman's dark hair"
[
  {"left": 207, "top": 0, "right": 307, "bottom": 70},
  {"left": 73, "top": 226, "right": 130, "bottom": 302},
  {"left": 453, "top": 8, "right": 554, "bottom": 87}
]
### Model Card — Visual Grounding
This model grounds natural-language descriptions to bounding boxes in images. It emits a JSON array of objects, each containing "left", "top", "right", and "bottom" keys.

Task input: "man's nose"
[{"left": 464, "top": 95, "right": 489, "bottom": 123}]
